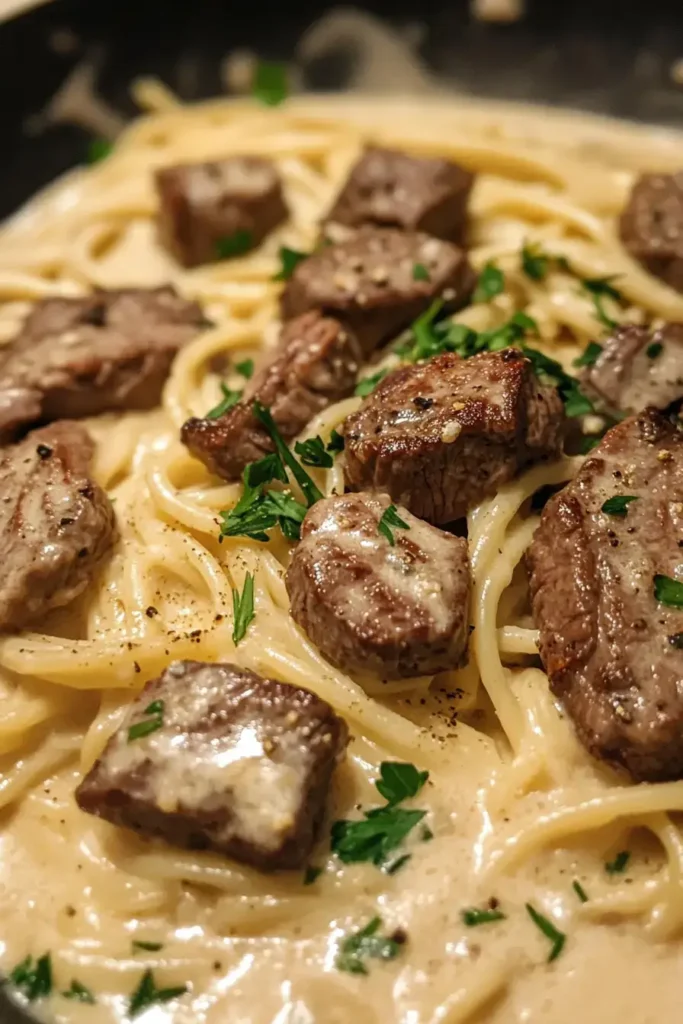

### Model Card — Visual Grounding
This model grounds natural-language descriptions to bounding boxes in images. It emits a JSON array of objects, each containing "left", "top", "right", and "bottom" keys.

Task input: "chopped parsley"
[
  {"left": 128, "top": 700, "right": 165, "bottom": 743},
  {"left": 303, "top": 865, "right": 323, "bottom": 885},
  {"left": 525, "top": 903, "right": 566, "bottom": 962},
  {"left": 399, "top": 302, "right": 538, "bottom": 365},
  {"left": 646, "top": 341, "right": 663, "bottom": 359},
  {"left": 331, "top": 761, "right": 429, "bottom": 870},
  {"left": 473, "top": 262, "right": 505, "bottom": 303},
  {"left": 215, "top": 230, "right": 253, "bottom": 260},
  {"left": 412, "top": 262, "right": 430, "bottom": 282},
  {"left": 335, "top": 916, "right": 403, "bottom": 975},
  {"left": 294, "top": 435, "right": 334, "bottom": 469},
  {"left": 605, "top": 850, "right": 630, "bottom": 875},
  {"left": 577, "top": 434, "right": 602, "bottom": 454},
  {"left": 128, "top": 969, "right": 187, "bottom": 1018},
  {"left": 274, "top": 246, "right": 309, "bottom": 280},
  {"left": 601, "top": 495, "right": 638, "bottom": 517},
  {"left": 219, "top": 469, "right": 306, "bottom": 543},
  {"left": 461, "top": 906, "right": 506, "bottom": 926},
  {"left": 573, "top": 341, "right": 603, "bottom": 368},
  {"left": 252, "top": 60, "right": 288, "bottom": 106},
  {"left": 654, "top": 574, "right": 683, "bottom": 609},
  {"left": 132, "top": 940, "right": 164, "bottom": 953},
  {"left": 581, "top": 276, "right": 622, "bottom": 330},
  {"left": 206, "top": 383, "right": 242, "bottom": 419},
  {"left": 377, "top": 504, "right": 410, "bottom": 547},
  {"left": 62, "top": 980, "right": 96, "bottom": 1004},
  {"left": 231, "top": 573, "right": 255, "bottom": 646},
  {"left": 521, "top": 346, "right": 595, "bottom": 418},
  {"left": 355, "top": 369, "right": 389, "bottom": 397},
  {"left": 87, "top": 138, "right": 113, "bottom": 164},
  {"left": 521, "top": 243, "right": 550, "bottom": 281},
  {"left": 327, "top": 428, "right": 345, "bottom": 453},
  {"left": 572, "top": 880, "right": 589, "bottom": 903},
  {"left": 8, "top": 953, "right": 53, "bottom": 1002},
  {"left": 245, "top": 453, "right": 287, "bottom": 488},
  {"left": 235, "top": 358, "right": 254, "bottom": 379},
  {"left": 253, "top": 401, "right": 323, "bottom": 507}
]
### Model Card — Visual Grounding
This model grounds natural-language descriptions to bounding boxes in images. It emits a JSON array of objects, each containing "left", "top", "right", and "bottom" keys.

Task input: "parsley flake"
[
  {"left": 521, "top": 346, "right": 595, "bottom": 418},
  {"left": 87, "top": 138, "right": 113, "bottom": 164},
  {"left": 355, "top": 369, "right": 389, "bottom": 397},
  {"left": 294, "top": 435, "right": 334, "bottom": 469},
  {"left": 461, "top": 906, "right": 506, "bottom": 926},
  {"left": 521, "top": 243, "right": 549, "bottom": 281},
  {"left": 274, "top": 246, "right": 309, "bottom": 280},
  {"left": 128, "top": 969, "right": 187, "bottom": 1018},
  {"left": 473, "top": 262, "right": 505, "bottom": 303},
  {"left": 601, "top": 495, "right": 638, "bottom": 517},
  {"left": 132, "top": 941, "right": 164, "bottom": 953},
  {"left": 378, "top": 505, "right": 410, "bottom": 546},
  {"left": 235, "top": 358, "right": 254, "bottom": 379},
  {"left": 253, "top": 401, "right": 323, "bottom": 507},
  {"left": 128, "top": 700, "right": 165, "bottom": 743},
  {"left": 525, "top": 903, "right": 566, "bottom": 962},
  {"left": 206, "top": 383, "right": 242, "bottom": 419},
  {"left": 581, "top": 276, "right": 622, "bottom": 330},
  {"left": 654, "top": 574, "right": 683, "bottom": 608},
  {"left": 62, "top": 980, "right": 96, "bottom": 1004},
  {"left": 327, "top": 428, "right": 345, "bottom": 453},
  {"left": 232, "top": 573, "right": 255, "bottom": 646},
  {"left": 215, "top": 230, "right": 253, "bottom": 260},
  {"left": 252, "top": 61, "right": 288, "bottom": 107},
  {"left": 8, "top": 953, "right": 53, "bottom": 1002},
  {"left": 375, "top": 761, "right": 428, "bottom": 805},
  {"left": 335, "top": 917, "right": 403, "bottom": 975},
  {"left": 573, "top": 341, "right": 603, "bottom": 368},
  {"left": 646, "top": 342, "right": 663, "bottom": 360},
  {"left": 572, "top": 880, "right": 589, "bottom": 903},
  {"left": 605, "top": 850, "right": 630, "bottom": 875},
  {"left": 412, "top": 262, "right": 430, "bottom": 282}
]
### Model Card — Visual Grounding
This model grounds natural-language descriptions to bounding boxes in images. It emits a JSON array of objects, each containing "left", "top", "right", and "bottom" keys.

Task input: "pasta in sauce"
[{"left": 2, "top": 88, "right": 683, "bottom": 1024}]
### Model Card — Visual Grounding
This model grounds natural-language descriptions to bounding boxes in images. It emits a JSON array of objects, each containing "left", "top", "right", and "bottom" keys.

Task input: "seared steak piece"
[
  {"left": 156, "top": 156, "right": 288, "bottom": 267},
  {"left": 344, "top": 349, "right": 564, "bottom": 524},
  {"left": 280, "top": 228, "right": 475, "bottom": 356},
  {"left": 76, "top": 661, "right": 348, "bottom": 870},
  {"left": 324, "top": 146, "right": 474, "bottom": 243},
  {"left": 527, "top": 410, "right": 683, "bottom": 782},
  {"left": 0, "top": 421, "right": 117, "bottom": 630},
  {"left": 182, "top": 311, "right": 361, "bottom": 480},
  {"left": 286, "top": 492, "right": 471, "bottom": 678},
  {"left": 0, "top": 287, "right": 206, "bottom": 439},
  {"left": 582, "top": 323, "right": 683, "bottom": 416},
  {"left": 619, "top": 173, "right": 683, "bottom": 292}
]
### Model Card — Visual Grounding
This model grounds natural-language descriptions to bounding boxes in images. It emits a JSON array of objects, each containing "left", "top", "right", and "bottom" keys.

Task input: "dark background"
[{"left": 0, "top": 0, "right": 682, "bottom": 1019}]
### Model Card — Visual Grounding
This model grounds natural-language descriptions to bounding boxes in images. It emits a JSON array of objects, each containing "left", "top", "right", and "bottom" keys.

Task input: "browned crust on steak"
[
  {"left": 619, "top": 173, "right": 683, "bottom": 293},
  {"left": 527, "top": 409, "right": 683, "bottom": 781},
  {"left": 343, "top": 349, "right": 565, "bottom": 524},
  {"left": 582, "top": 322, "right": 683, "bottom": 416}
]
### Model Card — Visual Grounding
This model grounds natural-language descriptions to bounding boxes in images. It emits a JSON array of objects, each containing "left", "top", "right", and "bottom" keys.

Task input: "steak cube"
[
  {"left": 280, "top": 228, "right": 475, "bottom": 356},
  {"left": 619, "top": 173, "right": 683, "bottom": 293},
  {"left": 582, "top": 322, "right": 683, "bottom": 416},
  {"left": 75, "top": 661, "right": 348, "bottom": 871},
  {"left": 325, "top": 146, "right": 474, "bottom": 243},
  {"left": 156, "top": 156, "right": 288, "bottom": 267}
]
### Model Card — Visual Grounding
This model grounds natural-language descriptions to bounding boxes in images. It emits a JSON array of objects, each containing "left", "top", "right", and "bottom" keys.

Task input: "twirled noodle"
[{"left": 2, "top": 92, "right": 683, "bottom": 1024}]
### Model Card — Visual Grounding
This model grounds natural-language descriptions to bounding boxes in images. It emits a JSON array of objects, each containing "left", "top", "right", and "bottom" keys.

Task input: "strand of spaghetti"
[
  {"left": 427, "top": 958, "right": 513, "bottom": 1024},
  {"left": 0, "top": 731, "right": 80, "bottom": 809}
]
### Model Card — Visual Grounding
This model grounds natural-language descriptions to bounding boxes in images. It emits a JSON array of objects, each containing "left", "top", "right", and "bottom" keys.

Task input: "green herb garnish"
[
  {"left": 473, "top": 262, "right": 505, "bottom": 303},
  {"left": 220, "top": 467, "right": 306, "bottom": 543},
  {"left": 87, "top": 138, "right": 113, "bottom": 164},
  {"left": 132, "top": 941, "right": 164, "bottom": 953},
  {"left": 355, "top": 369, "right": 389, "bottom": 397},
  {"left": 215, "top": 230, "right": 253, "bottom": 260},
  {"left": 303, "top": 866, "right": 323, "bottom": 885},
  {"left": 521, "top": 346, "right": 595, "bottom": 418},
  {"left": 572, "top": 880, "right": 589, "bottom": 903},
  {"left": 461, "top": 906, "right": 506, "bottom": 926},
  {"left": 646, "top": 342, "right": 663, "bottom": 359},
  {"left": 327, "top": 428, "right": 345, "bottom": 453},
  {"left": 206, "top": 383, "right": 242, "bottom": 419},
  {"left": 605, "top": 850, "right": 630, "bottom": 875},
  {"left": 253, "top": 401, "right": 323, "bottom": 506},
  {"left": 274, "top": 246, "right": 309, "bottom": 281},
  {"left": 377, "top": 505, "right": 410, "bottom": 547},
  {"left": 231, "top": 573, "right": 255, "bottom": 646},
  {"left": 412, "top": 262, "right": 430, "bottom": 282},
  {"left": 235, "top": 358, "right": 254, "bottom": 379},
  {"left": 252, "top": 61, "right": 288, "bottom": 107},
  {"left": 331, "top": 761, "right": 429, "bottom": 869},
  {"left": 581, "top": 276, "right": 622, "bottom": 330},
  {"left": 8, "top": 953, "right": 53, "bottom": 1002},
  {"left": 128, "top": 969, "right": 187, "bottom": 1018},
  {"left": 525, "top": 903, "right": 566, "bottom": 962},
  {"left": 335, "top": 917, "right": 403, "bottom": 975},
  {"left": 601, "top": 495, "right": 638, "bottom": 517},
  {"left": 654, "top": 574, "right": 683, "bottom": 608},
  {"left": 62, "top": 980, "right": 96, "bottom": 1004},
  {"left": 521, "top": 243, "right": 549, "bottom": 281},
  {"left": 294, "top": 435, "right": 334, "bottom": 469},
  {"left": 573, "top": 341, "right": 603, "bottom": 368},
  {"left": 128, "top": 700, "right": 165, "bottom": 743}
]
